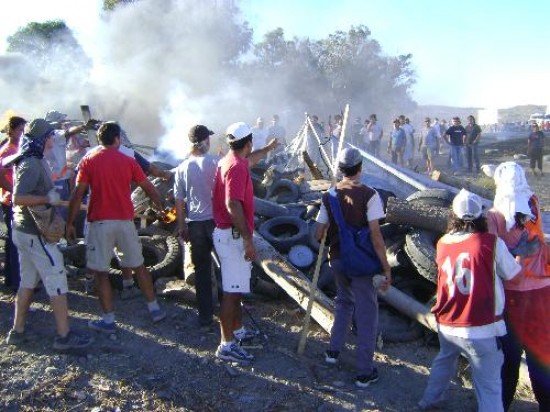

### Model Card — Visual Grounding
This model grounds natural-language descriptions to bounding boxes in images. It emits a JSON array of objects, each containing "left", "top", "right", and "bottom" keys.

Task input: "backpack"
[{"left": 328, "top": 187, "right": 382, "bottom": 277}]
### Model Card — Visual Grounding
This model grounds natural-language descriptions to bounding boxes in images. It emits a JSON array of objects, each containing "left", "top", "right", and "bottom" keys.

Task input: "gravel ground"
[{"left": 0, "top": 134, "right": 545, "bottom": 412}]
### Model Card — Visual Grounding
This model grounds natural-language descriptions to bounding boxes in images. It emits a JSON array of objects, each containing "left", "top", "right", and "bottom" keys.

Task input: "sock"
[
  {"left": 233, "top": 326, "right": 246, "bottom": 339},
  {"left": 147, "top": 300, "right": 160, "bottom": 312},
  {"left": 122, "top": 279, "right": 134, "bottom": 288},
  {"left": 102, "top": 312, "right": 115, "bottom": 324},
  {"left": 221, "top": 340, "right": 235, "bottom": 350}
]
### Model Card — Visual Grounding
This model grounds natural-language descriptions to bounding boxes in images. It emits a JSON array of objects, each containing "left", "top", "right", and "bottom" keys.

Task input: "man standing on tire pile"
[
  {"left": 315, "top": 147, "right": 392, "bottom": 388},
  {"left": 66, "top": 122, "right": 167, "bottom": 334},
  {"left": 174, "top": 124, "right": 219, "bottom": 331},
  {"left": 212, "top": 122, "right": 278, "bottom": 363}
]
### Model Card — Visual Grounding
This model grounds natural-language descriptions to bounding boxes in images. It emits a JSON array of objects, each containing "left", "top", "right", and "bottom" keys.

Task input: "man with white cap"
[
  {"left": 212, "top": 122, "right": 277, "bottom": 363},
  {"left": 315, "top": 147, "right": 391, "bottom": 388},
  {"left": 419, "top": 189, "right": 521, "bottom": 411}
]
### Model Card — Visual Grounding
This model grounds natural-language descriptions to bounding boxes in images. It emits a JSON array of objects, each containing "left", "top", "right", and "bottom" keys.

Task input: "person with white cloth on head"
[
  {"left": 486, "top": 161, "right": 550, "bottom": 411},
  {"left": 251, "top": 117, "right": 269, "bottom": 151},
  {"left": 420, "top": 189, "right": 521, "bottom": 411}
]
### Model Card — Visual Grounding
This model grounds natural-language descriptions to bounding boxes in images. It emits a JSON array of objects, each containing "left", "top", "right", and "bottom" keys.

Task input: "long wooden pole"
[{"left": 297, "top": 104, "right": 350, "bottom": 355}]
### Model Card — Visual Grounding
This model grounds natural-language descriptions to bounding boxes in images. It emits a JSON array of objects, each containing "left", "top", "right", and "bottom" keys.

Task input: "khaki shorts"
[
  {"left": 213, "top": 227, "right": 251, "bottom": 293},
  {"left": 13, "top": 230, "right": 68, "bottom": 296},
  {"left": 86, "top": 220, "right": 144, "bottom": 272}
]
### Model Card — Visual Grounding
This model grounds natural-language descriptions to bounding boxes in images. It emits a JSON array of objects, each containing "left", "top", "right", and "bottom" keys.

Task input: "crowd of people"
[{"left": 0, "top": 110, "right": 548, "bottom": 410}]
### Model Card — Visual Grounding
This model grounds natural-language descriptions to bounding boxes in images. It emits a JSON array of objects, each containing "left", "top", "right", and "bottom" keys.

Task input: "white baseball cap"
[
  {"left": 226, "top": 122, "right": 253, "bottom": 142},
  {"left": 452, "top": 189, "right": 483, "bottom": 221}
]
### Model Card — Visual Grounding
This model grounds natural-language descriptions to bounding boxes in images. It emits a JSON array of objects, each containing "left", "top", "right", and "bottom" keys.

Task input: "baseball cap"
[
  {"left": 24, "top": 119, "right": 55, "bottom": 140},
  {"left": 226, "top": 122, "right": 253, "bottom": 142},
  {"left": 337, "top": 147, "right": 363, "bottom": 168},
  {"left": 188, "top": 124, "right": 214, "bottom": 144},
  {"left": 44, "top": 110, "right": 67, "bottom": 123},
  {"left": 452, "top": 189, "right": 483, "bottom": 221}
]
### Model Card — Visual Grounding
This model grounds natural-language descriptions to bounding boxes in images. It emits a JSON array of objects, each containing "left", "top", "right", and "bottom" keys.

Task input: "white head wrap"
[{"left": 493, "top": 161, "right": 534, "bottom": 230}]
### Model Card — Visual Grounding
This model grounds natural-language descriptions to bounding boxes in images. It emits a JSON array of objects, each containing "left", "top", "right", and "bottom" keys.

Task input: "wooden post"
[{"left": 297, "top": 104, "right": 350, "bottom": 355}]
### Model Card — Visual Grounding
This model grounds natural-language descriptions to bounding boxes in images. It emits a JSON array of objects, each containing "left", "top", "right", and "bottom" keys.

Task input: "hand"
[
  {"left": 66, "top": 223, "right": 76, "bottom": 242},
  {"left": 381, "top": 271, "right": 392, "bottom": 292},
  {"left": 179, "top": 224, "right": 189, "bottom": 242},
  {"left": 243, "top": 237, "right": 256, "bottom": 262},
  {"left": 266, "top": 138, "right": 279, "bottom": 152},
  {"left": 47, "top": 189, "right": 60, "bottom": 204}
]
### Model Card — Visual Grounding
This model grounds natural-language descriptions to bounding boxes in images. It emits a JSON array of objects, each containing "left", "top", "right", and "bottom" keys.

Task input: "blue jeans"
[
  {"left": 449, "top": 145, "right": 463, "bottom": 171},
  {"left": 466, "top": 144, "right": 480, "bottom": 172},
  {"left": 328, "top": 259, "right": 378, "bottom": 376},
  {"left": 421, "top": 332, "right": 504, "bottom": 412}
]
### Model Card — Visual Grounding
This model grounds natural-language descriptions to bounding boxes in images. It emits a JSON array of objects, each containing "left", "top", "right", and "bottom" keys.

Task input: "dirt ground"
[{"left": 0, "top": 135, "right": 546, "bottom": 412}]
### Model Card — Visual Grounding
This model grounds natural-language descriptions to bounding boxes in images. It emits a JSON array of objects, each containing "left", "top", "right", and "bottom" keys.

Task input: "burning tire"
[
  {"left": 404, "top": 230, "right": 439, "bottom": 284},
  {"left": 258, "top": 216, "right": 309, "bottom": 253}
]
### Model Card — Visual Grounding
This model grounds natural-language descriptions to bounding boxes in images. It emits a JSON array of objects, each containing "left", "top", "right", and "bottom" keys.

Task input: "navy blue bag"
[{"left": 328, "top": 188, "right": 382, "bottom": 277}]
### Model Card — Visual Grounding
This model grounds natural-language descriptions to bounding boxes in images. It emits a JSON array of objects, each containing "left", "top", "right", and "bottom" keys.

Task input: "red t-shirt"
[
  {"left": 212, "top": 151, "right": 254, "bottom": 234},
  {"left": 77, "top": 147, "right": 147, "bottom": 221},
  {"left": 0, "top": 142, "right": 18, "bottom": 205},
  {"left": 433, "top": 232, "right": 498, "bottom": 327}
]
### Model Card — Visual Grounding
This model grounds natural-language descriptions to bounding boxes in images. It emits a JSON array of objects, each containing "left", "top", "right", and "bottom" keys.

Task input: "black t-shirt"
[
  {"left": 465, "top": 124, "right": 482, "bottom": 144},
  {"left": 446, "top": 125, "right": 467, "bottom": 146}
]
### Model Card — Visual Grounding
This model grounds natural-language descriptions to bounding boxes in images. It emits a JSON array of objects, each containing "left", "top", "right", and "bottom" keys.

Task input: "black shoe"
[{"left": 355, "top": 368, "right": 379, "bottom": 388}]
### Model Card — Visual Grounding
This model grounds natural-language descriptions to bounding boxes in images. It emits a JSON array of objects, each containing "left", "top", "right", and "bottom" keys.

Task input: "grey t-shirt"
[
  {"left": 174, "top": 153, "right": 219, "bottom": 222},
  {"left": 12, "top": 157, "right": 55, "bottom": 234}
]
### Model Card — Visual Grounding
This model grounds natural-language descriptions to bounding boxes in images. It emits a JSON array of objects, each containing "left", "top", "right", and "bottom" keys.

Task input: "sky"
[{"left": 0, "top": 0, "right": 549, "bottom": 110}]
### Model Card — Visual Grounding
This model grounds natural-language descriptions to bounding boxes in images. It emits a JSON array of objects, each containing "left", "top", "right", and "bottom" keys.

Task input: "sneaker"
[
  {"left": 150, "top": 309, "right": 167, "bottom": 323},
  {"left": 5, "top": 329, "right": 28, "bottom": 345},
  {"left": 53, "top": 330, "right": 93, "bottom": 350},
  {"left": 216, "top": 342, "right": 254, "bottom": 363},
  {"left": 119, "top": 285, "right": 141, "bottom": 300},
  {"left": 355, "top": 368, "right": 379, "bottom": 388},
  {"left": 324, "top": 350, "right": 340, "bottom": 364},
  {"left": 88, "top": 319, "right": 117, "bottom": 334}
]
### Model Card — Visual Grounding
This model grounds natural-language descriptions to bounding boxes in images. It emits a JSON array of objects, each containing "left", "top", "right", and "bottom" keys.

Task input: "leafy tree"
[
  {"left": 6, "top": 20, "right": 91, "bottom": 78},
  {"left": 103, "top": 0, "right": 139, "bottom": 11}
]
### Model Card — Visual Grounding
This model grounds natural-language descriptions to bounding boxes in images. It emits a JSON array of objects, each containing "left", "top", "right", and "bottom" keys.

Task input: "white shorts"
[
  {"left": 86, "top": 220, "right": 144, "bottom": 272},
  {"left": 213, "top": 227, "right": 251, "bottom": 293},
  {"left": 13, "top": 230, "right": 68, "bottom": 296}
]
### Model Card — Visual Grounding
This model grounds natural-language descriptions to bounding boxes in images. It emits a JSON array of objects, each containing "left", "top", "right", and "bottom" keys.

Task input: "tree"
[
  {"left": 6, "top": 20, "right": 91, "bottom": 78},
  {"left": 103, "top": 0, "right": 139, "bottom": 11}
]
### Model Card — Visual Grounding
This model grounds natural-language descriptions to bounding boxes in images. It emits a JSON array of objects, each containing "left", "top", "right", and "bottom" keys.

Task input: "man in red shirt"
[
  {"left": 66, "top": 122, "right": 165, "bottom": 333},
  {"left": 212, "top": 121, "right": 277, "bottom": 363},
  {"left": 419, "top": 189, "right": 521, "bottom": 411}
]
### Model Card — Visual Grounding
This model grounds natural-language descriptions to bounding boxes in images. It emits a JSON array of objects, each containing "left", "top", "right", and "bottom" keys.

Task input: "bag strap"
[{"left": 328, "top": 187, "right": 346, "bottom": 228}]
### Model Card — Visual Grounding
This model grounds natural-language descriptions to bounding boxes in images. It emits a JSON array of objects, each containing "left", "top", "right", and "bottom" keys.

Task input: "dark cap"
[
  {"left": 188, "top": 124, "right": 214, "bottom": 144},
  {"left": 24, "top": 118, "right": 55, "bottom": 140}
]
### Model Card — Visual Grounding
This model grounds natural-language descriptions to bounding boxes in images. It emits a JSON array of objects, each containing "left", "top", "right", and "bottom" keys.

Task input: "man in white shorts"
[{"left": 212, "top": 122, "right": 277, "bottom": 363}]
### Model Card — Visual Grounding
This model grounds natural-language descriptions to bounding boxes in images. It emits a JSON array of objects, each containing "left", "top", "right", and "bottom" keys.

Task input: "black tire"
[
  {"left": 254, "top": 197, "right": 290, "bottom": 218},
  {"left": 406, "top": 189, "right": 454, "bottom": 207},
  {"left": 258, "top": 216, "right": 309, "bottom": 253},
  {"left": 404, "top": 230, "right": 439, "bottom": 283},
  {"left": 251, "top": 175, "right": 267, "bottom": 199},
  {"left": 378, "top": 309, "right": 425, "bottom": 343},
  {"left": 109, "top": 235, "right": 182, "bottom": 289},
  {"left": 266, "top": 179, "right": 300, "bottom": 204},
  {"left": 61, "top": 243, "right": 87, "bottom": 267},
  {"left": 380, "top": 223, "right": 409, "bottom": 239}
]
